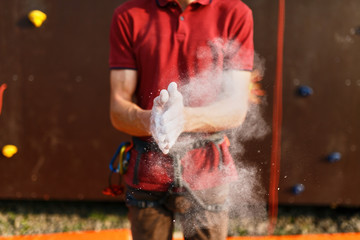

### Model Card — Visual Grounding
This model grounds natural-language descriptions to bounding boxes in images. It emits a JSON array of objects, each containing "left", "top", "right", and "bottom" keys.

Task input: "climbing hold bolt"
[
  {"left": 28, "top": 10, "right": 47, "bottom": 27},
  {"left": 2, "top": 145, "right": 18, "bottom": 158}
]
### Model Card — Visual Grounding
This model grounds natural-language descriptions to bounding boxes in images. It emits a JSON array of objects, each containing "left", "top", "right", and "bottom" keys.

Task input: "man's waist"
[{"left": 132, "top": 132, "right": 225, "bottom": 155}]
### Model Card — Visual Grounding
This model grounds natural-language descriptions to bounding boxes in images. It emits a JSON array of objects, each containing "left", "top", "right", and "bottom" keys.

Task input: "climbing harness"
[
  {"left": 127, "top": 133, "right": 229, "bottom": 212},
  {"left": 126, "top": 190, "right": 164, "bottom": 209},
  {"left": 103, "top": 133, "right": 230, "bottom": 212},
  {"left": 131, "top": 133, "right": 226, "bottom": 185},
  {"left": 102, "top": 142, "right": 133, "bottom": 197}
]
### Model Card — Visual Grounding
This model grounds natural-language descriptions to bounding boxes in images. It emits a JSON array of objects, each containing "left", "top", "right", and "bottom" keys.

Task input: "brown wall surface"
[
  {"left": 0, "top": 0, "right": 129, "bottom": 201},
  {"left": 0, "top": 0, "right": 359, "bottom": 206},
  {"left": 278, "top": 0, "right": 360, "bottom": 206}
]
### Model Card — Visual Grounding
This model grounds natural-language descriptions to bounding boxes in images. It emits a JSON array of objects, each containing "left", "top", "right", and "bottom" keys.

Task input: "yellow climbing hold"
[
  {"left": 2, "top": 145, "right": 18, "bottom": 158},
  {"left": 28, "top": 10, "right": 47, "bottom": 27}
]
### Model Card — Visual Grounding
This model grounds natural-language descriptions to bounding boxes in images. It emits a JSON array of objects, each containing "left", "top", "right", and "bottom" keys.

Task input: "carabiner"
[{"left": 109, "top": 142, "right": 132, "bottom": 174}]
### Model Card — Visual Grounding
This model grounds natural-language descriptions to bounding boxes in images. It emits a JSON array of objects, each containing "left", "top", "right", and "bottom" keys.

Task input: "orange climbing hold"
[{"left": 0, "top": 83, "right": 7, "bottom": 115}]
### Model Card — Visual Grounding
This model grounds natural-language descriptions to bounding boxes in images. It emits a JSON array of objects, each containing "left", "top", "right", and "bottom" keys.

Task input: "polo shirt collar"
[{"left": 156, "top": 0, "right": 212, "bottom": 7}]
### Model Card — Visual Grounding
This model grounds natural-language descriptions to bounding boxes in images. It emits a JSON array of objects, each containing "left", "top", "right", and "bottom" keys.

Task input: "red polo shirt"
[{"left": 109, "top": 0, "right": 254, "bottom": 191}]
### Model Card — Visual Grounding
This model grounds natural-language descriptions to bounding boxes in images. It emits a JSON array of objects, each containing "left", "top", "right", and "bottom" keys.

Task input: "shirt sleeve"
[
  {"left": 109, "top": 8, "right": 137, "bottom": 69},
  {"left": 225, "top": 4, "right": 254, "bottom": 71}
]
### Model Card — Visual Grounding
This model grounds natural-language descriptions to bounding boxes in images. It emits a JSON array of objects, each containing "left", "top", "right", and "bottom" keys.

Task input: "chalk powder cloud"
[{"left": 151, "top": 39, "right": 270, "bottom": 236}]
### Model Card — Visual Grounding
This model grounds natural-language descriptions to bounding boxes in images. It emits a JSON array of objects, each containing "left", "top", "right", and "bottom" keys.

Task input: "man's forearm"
[
  {"left": 110, "top": 98, "right": 151, "bottom": 137},
  {"left": 184, "top": 97, "right": 248, "bottom": 133},
  {"left": 110, "top": 69, "right": 152, "bottom": 137},
  {"left": 183, "top": 70, "right": 251, "bottom": 133}
]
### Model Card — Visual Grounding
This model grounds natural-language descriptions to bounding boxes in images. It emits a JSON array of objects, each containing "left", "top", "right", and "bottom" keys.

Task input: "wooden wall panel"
[
  {"left": 0, "top": 0, "right": 128, "bottom": 200},
  {"left": 278, "top": 0, "right": 360, "bottom": 206},
  {"left": 1, "top": 0, "right": 359, "bottom": 206}
]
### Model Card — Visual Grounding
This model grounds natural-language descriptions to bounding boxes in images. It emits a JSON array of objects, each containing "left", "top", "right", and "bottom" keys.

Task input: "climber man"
[{"left": 109, "top": 0, "right": 254, "bottom": 239}]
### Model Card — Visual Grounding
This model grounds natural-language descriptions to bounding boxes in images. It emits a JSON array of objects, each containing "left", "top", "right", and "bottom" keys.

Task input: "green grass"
[{"left": 0, "top": 201, "right": 359, "bottom": 236}]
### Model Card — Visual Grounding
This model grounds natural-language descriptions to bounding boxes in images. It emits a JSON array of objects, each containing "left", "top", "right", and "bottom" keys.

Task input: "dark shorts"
[{"left": 127, "top": 184, "right": 229, "bottom": 240}]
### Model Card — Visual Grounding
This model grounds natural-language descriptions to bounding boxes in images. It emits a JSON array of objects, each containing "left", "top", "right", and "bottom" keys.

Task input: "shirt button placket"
[{"left": 176, "top": 12, "right": 186, "bottom": 41}]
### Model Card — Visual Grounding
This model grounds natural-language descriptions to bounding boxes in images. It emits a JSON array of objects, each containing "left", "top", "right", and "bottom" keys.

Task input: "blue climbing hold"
[
  {"left": 327, "top": 152, "right": 342, "bottom": 163},
  {"left": 297, "top": 86, "right": 313, "bottom": 97},
  {"left": 292, "top": 184, "right": 305, "bottom": 195}
]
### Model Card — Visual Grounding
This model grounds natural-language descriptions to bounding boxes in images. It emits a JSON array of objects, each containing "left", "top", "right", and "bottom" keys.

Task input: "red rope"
[
  {"left": 268, "top": 0, "right": 285, "bottom": 235},
  {"left": 0, "top": 83, "right": 7, "bottom": 115}
]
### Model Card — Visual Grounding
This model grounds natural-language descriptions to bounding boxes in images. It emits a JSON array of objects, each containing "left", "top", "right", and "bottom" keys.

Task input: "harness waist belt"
[{"left": 132, "top": 132, "right": 225, "bottom": 185}]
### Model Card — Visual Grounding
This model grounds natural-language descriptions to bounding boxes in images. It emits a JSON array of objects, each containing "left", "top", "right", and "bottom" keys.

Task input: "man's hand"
[
  {"left": 162, "top": 82, "right": 185, "bottom": 151},
  {"left": 151, "top": 89, "right": 170, "bottom": 153},
  {"left": 151, "top": 82, "right": 184, "bottom": 154}
]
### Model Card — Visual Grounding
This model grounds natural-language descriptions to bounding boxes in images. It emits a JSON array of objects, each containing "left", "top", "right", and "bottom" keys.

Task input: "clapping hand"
[{"left": 150, "top": 82, "right": 184, "bottom": 154}]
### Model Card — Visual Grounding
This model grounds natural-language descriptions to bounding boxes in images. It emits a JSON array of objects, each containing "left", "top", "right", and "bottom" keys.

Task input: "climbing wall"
[
  {"left": 0, "top": 0, "right": 360, "bottom": 206},
  {"left": 241, "top": 0, "right": 360, "bottom": 207},
  {"left": 276, "top": 1, "right": 360, "bottom": 206},
  {"left": 0, "top": 0, "right": 128, "bottom": 200}
]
